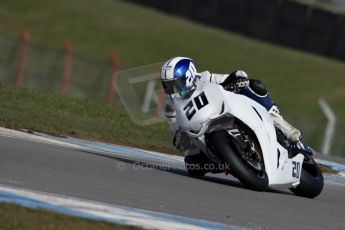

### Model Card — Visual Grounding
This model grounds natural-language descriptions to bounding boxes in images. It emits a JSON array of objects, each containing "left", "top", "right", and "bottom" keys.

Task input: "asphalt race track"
[{"left": 1, "top": 135, "right": 344, "bottom": 230}]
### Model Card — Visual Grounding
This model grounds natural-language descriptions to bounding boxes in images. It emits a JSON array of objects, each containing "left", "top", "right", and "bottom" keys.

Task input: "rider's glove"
[
  {"left": 222, "top": 70, "right": 249, "bottom": 92},
  {"left": 288, "top": 140, "right": 314, "bottom": 156},
  {"left": 235, "top": 77, "right": 250, "bottom": 89}
]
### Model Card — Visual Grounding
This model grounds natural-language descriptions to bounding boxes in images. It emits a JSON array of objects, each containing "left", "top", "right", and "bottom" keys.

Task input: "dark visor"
[
  {"left": 161, "top": 79, "right": 175, "bottom": 95},
  {"left": 162, "top": 76, "right": 188, "bottom": 96}
]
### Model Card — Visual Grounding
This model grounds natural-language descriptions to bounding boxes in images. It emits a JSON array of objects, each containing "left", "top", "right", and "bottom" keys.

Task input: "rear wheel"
[
  {"left": 209, "top": 130, "right": 268, "bottom": 191},
  {"left": 290, "top": 158, "right": 324, "bottom": 198}
]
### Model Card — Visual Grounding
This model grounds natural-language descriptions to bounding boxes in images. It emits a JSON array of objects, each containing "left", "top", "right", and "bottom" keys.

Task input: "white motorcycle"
[{"left": 174, "top": 80, "right": 324, "bottom": 198}]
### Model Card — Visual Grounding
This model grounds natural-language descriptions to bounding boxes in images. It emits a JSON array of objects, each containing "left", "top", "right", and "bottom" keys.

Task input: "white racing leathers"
[{"left": 165, "top": 71, "right": 302, "bottom": 151}]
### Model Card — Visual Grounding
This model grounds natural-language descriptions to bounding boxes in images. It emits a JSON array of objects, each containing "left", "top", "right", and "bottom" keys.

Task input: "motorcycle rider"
[{"left": 161, "top": 57, "right": 312, "bottom": 167}]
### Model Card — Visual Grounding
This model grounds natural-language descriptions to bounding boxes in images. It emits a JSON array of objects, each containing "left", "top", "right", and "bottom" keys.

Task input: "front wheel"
[
  {"left": 290, "top": 158, "right": 324, "bottom": 198},
  {"left": 209, "top": 130, "right": 268, "bottom": 191}
]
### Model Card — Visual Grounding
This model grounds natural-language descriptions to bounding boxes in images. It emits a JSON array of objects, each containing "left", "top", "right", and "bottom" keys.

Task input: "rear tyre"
[
  {"left": 290, "top": 158, "right": 324, "bottom": 198},
  {"left": 209, "top": 130, "right": 268, "bottom": 191}
]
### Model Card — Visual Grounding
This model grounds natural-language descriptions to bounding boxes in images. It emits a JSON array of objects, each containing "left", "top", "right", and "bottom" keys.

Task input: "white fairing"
[{"left": 174, "top": 81, "right": 304, "bottom": 188}]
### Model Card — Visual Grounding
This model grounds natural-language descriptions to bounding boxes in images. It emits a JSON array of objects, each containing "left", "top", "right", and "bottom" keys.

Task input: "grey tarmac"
[{"left": 0, "top": 135, "right": 344, "bottom": 230}]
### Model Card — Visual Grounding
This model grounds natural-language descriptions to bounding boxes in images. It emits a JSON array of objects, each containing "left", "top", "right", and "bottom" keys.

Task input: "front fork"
[{"left": 227, "top": 127, "right": 251, "bottom": 152}]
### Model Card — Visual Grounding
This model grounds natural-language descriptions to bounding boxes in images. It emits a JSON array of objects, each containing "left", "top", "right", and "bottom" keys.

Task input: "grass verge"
[
  {"left": 0, "top": 84, "right": 175, "bottom": 153},
  {"left": 318, "top": 165, "right": 338, "bottom": 174},
  {"left": 0, "top": 0, "right": 345, "bottom": 120},
  {"left": 0, "top": 203, "right": 141, "bottom": 230}
]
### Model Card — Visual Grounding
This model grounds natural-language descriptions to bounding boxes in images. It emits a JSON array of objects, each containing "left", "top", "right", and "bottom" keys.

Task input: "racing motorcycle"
[{"left": 174, "top": 80, "right": 324, "bottom": 198}]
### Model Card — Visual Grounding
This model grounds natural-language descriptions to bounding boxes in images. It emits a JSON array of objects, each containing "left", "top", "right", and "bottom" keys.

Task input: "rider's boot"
[
  {"left": 269, "top": 105, "right": 313, "bottom": 157},
  {"left": 268, "top": 105, "right": 301, "bottom": 141}
]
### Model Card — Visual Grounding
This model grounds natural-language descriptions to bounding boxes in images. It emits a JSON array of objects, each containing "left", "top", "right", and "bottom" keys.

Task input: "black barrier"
[
  {"left": 273, "top": 1, "right": 308, "bottom": 49},
  {"left": 306, "top": 9, "right": 336, "bottom": 54},
  {"left": 124, "top": 0, "right": 345, "bottom": 61}
]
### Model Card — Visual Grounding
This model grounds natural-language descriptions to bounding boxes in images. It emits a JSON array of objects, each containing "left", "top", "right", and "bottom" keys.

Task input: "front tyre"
[
  {"left": 290, "top": 158, "right": 324, "bottom": 198},
  {"left": 209, "top": 130, "right": 268, "bottom": 191}
]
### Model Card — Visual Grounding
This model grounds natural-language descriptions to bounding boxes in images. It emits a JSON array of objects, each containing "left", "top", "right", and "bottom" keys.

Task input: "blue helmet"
[{"left": 161, "top": 57, "right": 197, "bottom": 98}]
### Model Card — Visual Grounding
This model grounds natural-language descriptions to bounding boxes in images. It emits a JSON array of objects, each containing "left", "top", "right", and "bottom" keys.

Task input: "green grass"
[
  {"left": 0, "top": 0, "right": 345, "bottom": 120},
  {"left": 0, "top": 203, "right": 141, "bottom": 230},
  {"left": 318, "top": 165, "right": 338, "bottom": 174},
  {"left": 0, "top": 0, "right": 345, "bottom": 154},
  {"left": 0, "top": 84, "right": 175, "bottom": 153}
]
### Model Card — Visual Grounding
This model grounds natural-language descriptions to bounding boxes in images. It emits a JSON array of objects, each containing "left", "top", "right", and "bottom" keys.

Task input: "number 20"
[
  {"left": 292, "top": 161, "right": 301, "bottom": 178},
  {"left": 183, "top": 92, "right": 209, "bottom": 120}
]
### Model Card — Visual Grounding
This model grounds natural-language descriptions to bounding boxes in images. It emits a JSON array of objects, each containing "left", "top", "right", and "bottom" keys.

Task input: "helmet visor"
[
  {"left": 161, "top": 76, "right": 192, "bottom": 97},
  {"left": 174, "top": 76, "right": 190, "bottom": 97},
  {"left": 161, "top": 79, "right": 175, "bottom": 95}
]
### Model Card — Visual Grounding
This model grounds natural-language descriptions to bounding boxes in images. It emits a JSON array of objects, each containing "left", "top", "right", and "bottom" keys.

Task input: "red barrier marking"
[
  {"left": 107, "top": 52, "right": 121, "bottom": 105},
  {"left": 155, "top": 88, "right": 165, "bottom": 116},
  {"left": 59, "top": 39, "right": 74, "bottom": 95},
  {"left": 155, "top": 64, "right": 165, "bottom": 116},
  {"left": 15, "top": 30, "right": 30, "bottom": 87}
]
